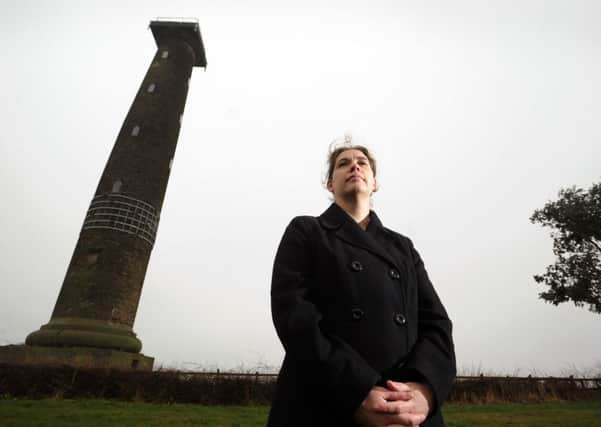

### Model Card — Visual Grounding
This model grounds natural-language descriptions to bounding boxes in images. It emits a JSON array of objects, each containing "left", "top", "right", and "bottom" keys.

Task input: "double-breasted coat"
[{"left": 267, "top": 203, "right": 455, "bottom": 427}]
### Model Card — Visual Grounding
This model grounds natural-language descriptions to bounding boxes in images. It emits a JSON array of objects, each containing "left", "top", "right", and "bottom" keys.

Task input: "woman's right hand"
[{"left": 353, "top": 385, "right": 426, "bottom": 427}]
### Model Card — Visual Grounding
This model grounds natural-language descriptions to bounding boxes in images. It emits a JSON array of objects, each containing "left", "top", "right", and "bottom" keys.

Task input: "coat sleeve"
[
  {"left": 271, "top": 217, "right": 380, "bottom": 419},
  {"left": 393, "top": 238, "right": 456, "bottom": 415}
]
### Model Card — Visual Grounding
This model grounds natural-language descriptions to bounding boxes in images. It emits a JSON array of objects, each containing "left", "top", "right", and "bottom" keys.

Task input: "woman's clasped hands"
[{"left": 354, "top": 381, "right": 433, "bottom": 427}]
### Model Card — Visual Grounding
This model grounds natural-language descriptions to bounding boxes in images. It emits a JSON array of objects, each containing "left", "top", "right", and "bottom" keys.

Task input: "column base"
[
  {"left": 0, "top": 344, "right": 153, "bottom": 371},
  {"left": 26, "top": 317, "right": 142, "bottom": 353}
]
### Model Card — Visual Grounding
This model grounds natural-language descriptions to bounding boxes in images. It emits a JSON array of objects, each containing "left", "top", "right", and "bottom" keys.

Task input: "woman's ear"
[
  {"left": 326, "top": 179, "right": 333, "bottom": 193},
  {"left": 372, "top": 178, "right": 378, "bottom": 193}
]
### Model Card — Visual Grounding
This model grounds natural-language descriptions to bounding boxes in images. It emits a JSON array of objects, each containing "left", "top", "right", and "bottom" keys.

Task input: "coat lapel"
[{"left": 318, "top": 203, "right": 400, "bottom": 271}]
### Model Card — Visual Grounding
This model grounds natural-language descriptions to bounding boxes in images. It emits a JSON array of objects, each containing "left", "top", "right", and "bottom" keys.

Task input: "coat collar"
[{"left": 318, "top": 203, "right": 400, "bottom": 270}]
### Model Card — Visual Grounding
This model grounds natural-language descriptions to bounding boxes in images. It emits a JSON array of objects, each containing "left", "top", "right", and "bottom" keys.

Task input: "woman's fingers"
[
  {"left": 394, "top": 412, "right": 427, "bottom": 426},
  {"left": 386, "top": 380, "right": 412, "bottom": 392},
  {"left": 383, "top": 380, "right": 413, "bottom": 402},
  {"left": 372, "top": 398, "right": 406, "bottom": 414},
  {"left": 373, "top": 395, "right": 416, "bottom": 415},
  {"left": 383, "top": 389, "right": 412, "bottom": 402},
  {"left": 382, "top": 411, "right": 426, "bottom": 427}
]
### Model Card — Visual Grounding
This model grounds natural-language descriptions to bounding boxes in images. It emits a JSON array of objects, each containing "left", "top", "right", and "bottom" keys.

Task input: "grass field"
[{"left": 0, "top": 399, "right": 600, "bottom": 426}]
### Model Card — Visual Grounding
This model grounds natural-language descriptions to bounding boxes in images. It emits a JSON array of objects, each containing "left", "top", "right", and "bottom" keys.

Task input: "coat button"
[
  {"left": 389, "top": 268, "right": 400, "bottom": 279},
  {"left": 394, "top": 313, "right": 407, "bottom": 325},
  {"left": 350, "top": 260, "right": 363, "bottom": 272},
  {"left": 351, "top": 308, "right": 365, "bottom": 320}
]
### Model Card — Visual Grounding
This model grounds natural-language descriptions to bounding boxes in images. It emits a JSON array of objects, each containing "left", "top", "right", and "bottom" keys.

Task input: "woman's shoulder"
[
  {"left": 288, "top": 215, "right": 319, "bottom": 226},
  {"left": 284, "top": 215, "right": 321, "bottom": 235}
]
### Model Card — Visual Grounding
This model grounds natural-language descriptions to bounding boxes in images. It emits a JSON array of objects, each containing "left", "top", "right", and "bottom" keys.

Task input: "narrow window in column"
[
  {"left": 131, "top": 126, "right": 140, "bottom": 136},
  {"left": 85, "top": 248, "right": 103, "bottom": 266},
  {"left": 161, "top": 50, "right": 169, "bottom": 59},
  {"left": 147, "top": 83, "right": 156, "bottom": 93},
  {"left": 112, "top": 180, "right": 122, "bottom": 193}
]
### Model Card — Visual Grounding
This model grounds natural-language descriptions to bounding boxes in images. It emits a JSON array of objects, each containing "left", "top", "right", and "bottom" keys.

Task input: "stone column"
[{"left": 21, "top": 20, "right": 207, "bottom": 370}]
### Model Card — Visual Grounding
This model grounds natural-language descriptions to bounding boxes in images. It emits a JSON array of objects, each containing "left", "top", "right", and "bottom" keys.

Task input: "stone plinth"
[{"left": 0, "top": 345, "right": 153, "bottom": 371}]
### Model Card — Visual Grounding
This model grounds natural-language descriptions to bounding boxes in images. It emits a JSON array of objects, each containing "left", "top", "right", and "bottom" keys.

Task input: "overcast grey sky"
[{"left": 1, "top": 0, "right": 600, "bottom": 375}]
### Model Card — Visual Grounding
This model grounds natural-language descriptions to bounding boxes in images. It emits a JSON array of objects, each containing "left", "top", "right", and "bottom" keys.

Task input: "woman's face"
[{"left": 327, "top": 149, "right": 377, "bottom": 200}]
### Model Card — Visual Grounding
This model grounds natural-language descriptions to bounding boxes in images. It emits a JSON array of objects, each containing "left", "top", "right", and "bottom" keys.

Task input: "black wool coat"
[{"left": 267, "top": 203, "right": 456, "bottom": 427}]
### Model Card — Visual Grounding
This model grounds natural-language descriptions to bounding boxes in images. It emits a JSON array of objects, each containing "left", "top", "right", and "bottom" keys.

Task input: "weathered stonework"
[{"left": 0, "top": 345, "right": 153, "bottom": 371}]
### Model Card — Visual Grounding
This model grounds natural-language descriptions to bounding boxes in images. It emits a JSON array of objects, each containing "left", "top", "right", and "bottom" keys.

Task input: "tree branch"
[{"left": 589, "top": 237, "right": 601, "bottom": 254}]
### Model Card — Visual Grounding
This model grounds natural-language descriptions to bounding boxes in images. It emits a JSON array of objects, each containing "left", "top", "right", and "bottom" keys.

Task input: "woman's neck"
[{"left": 335, "top": 197, "right": 371, "bottom": 228}]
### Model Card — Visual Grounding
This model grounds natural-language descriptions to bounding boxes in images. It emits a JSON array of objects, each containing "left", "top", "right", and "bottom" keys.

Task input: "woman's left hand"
[{"left": 384, "top": 380, "right": 433, "bottom": 426}]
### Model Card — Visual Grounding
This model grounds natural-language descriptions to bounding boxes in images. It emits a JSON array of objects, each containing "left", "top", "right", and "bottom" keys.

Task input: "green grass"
[
  {"left": 0, "top": 400, "right": 269, "bottom": 427},
  {"left": 0, "top": 399, "right": 600, "bottom": 426},
  {"left": 444, "top": 401, "right": 601, "bottom": 427}
]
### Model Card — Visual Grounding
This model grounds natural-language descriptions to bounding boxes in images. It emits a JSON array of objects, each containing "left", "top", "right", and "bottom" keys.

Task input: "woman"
[{"left": 267, "top": 143, "right": 455, "bottom": 427}]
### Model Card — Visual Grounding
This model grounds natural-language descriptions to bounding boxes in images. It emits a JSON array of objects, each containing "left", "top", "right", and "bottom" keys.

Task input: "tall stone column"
[{"left": 21, "top": 20, "right": 207, "bottom": 370}]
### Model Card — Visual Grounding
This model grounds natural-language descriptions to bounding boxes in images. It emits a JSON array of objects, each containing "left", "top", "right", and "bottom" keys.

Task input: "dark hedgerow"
[
  {"left": 0, "top": 365, "right": 276, "bottom": 404},
  {"left": 0, "top": 365, "right": 599, "bottom": 404}
]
